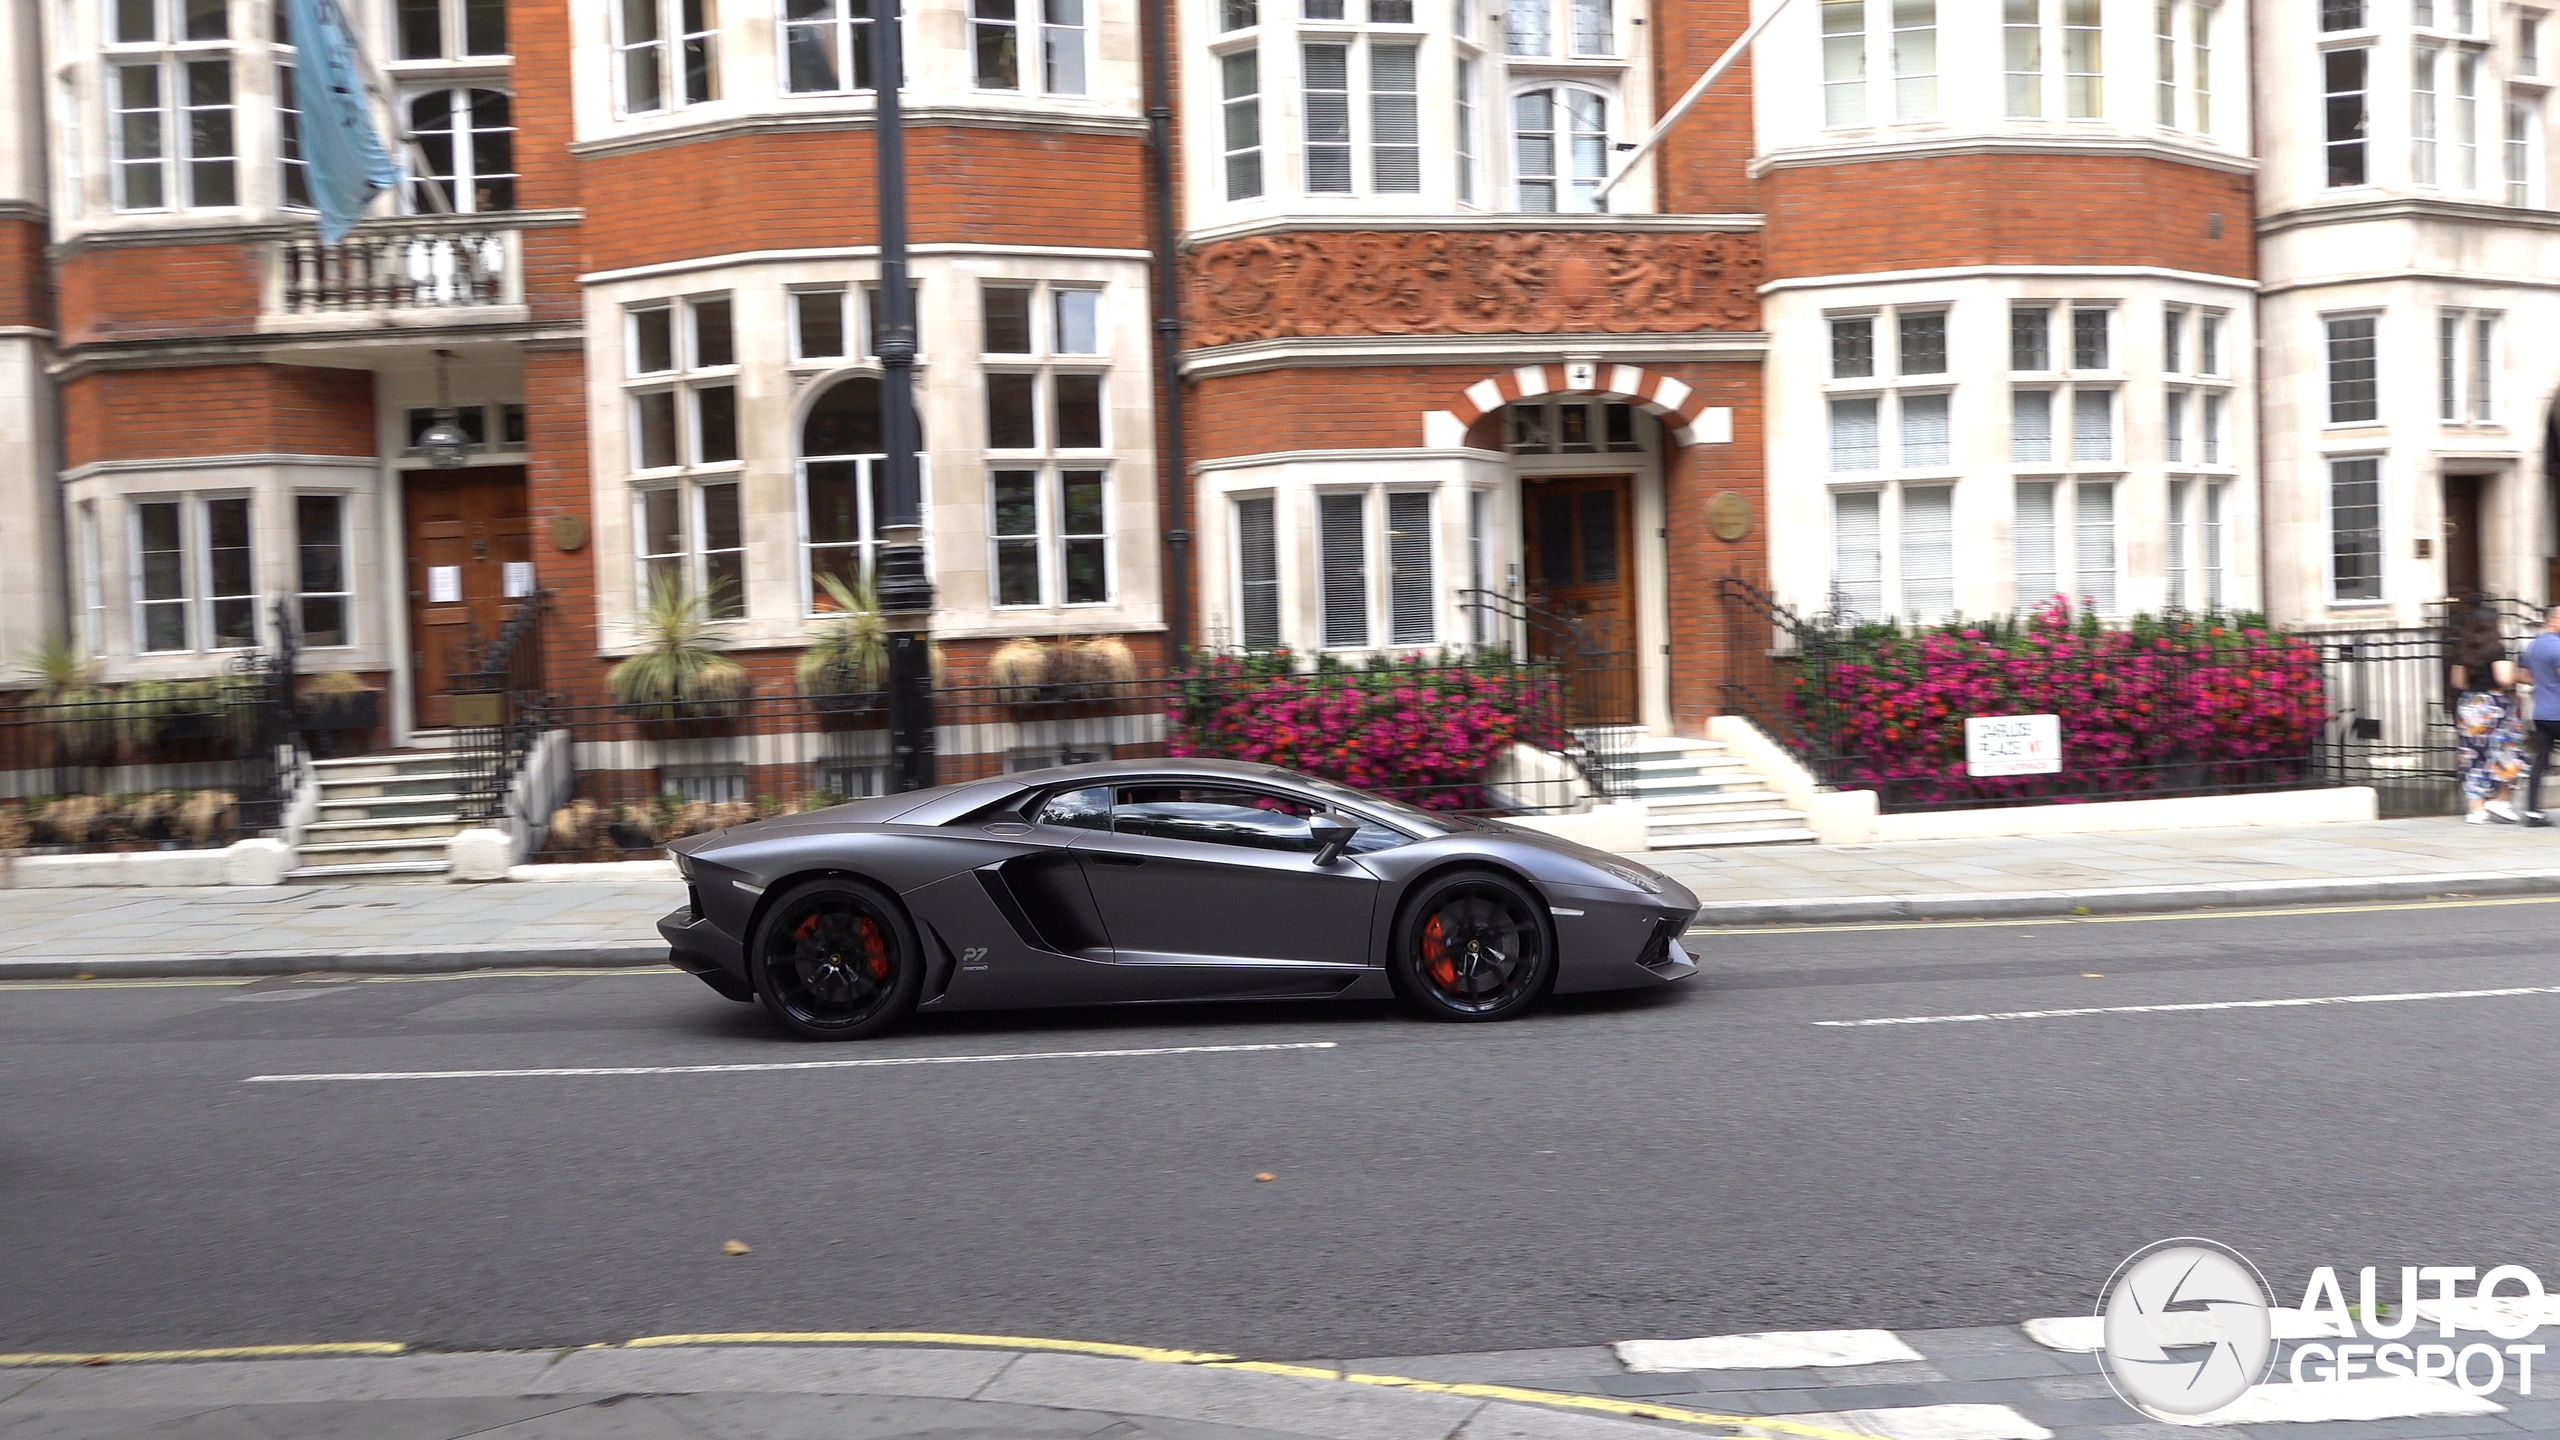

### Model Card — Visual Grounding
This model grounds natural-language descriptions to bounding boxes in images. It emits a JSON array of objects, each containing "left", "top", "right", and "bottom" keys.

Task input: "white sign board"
[
  {"left": 1965, "top": 714, "right": 2061, "bottom": 777},
  {"left": 503, "top": 561, "right": 535, "bottom": 598},
  {"left": 427, "top": 566, "right": 462, "bottom": 604}
]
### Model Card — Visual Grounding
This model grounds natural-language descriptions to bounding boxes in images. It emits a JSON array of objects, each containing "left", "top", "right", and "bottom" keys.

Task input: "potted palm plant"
[
  {"left": 297, "top": 671, "right": 382, "bottom": 733},
  {"left": 610, "top": 571, "right": 750, "bottom": 727},
  {"left": 795, "top": 571, "right": 887, "bottom": 721},
  {"left": 23, "top": 638, "right": 111, "bottom": 769}
]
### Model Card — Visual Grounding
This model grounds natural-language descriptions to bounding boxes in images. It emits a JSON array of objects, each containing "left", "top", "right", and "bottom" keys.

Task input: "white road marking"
[
  {"left": 1749, "top": 1404, "right": 2050, "bottom": 1440},
  {"left": 2022, "top": 1310, "right": 2346, "bottom": 1354},
  {"left": 1816, "top": 983, "right": 2560, "bottom": 1028},
  {"left": 1617, "top": 1329, "right": 1923, "bottom": 1372},
  {"left": 2162, "top": 1377, "right": 2503, "bottom": 1427},
  {"left": 244, "top": 1040, "right": 1338, "bottom": 1083}
]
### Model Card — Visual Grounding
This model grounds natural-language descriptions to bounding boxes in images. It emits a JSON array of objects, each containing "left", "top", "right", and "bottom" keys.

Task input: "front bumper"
[{"left": 659, "top": 891, "right": 752, "bottom": 1001}]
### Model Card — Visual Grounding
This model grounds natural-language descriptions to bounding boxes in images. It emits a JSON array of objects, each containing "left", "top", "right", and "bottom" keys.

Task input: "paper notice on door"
[
  {"left": 427, "top": 566, "right": 462, "bottom": 604},
  {"left": 503, "top": 561, "right": 535, "bottom": 598}
]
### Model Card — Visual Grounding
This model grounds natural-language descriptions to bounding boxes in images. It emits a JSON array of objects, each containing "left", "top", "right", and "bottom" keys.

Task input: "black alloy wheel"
[
  {"left": 751, "top": 877, "right": 924, "bottom": 1040},
  {"left": 1391, "top": 870, "right": 1554, "bottom": 1021}
]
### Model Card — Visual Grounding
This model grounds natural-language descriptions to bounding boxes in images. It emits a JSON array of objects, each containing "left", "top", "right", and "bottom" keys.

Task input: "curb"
[
  {"left": 1684, "top": 867, "right": 2560, "bottom": 928},
  {"left": 0, "top": 940, "right": 671, "bottom": 982}
]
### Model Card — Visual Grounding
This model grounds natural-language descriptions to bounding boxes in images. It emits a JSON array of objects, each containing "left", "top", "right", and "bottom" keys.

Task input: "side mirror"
[{"left": 1307, "top": 814, "right": 1358, "bottom": 866}]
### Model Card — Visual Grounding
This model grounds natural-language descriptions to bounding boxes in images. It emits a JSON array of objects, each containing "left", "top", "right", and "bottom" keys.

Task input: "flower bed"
[
  {"left": 1789, "top": 601, "right": 2328, "bottom": 809},
  {"left": 1167, "top": 650, "right": 1563, "bottom": 810}
]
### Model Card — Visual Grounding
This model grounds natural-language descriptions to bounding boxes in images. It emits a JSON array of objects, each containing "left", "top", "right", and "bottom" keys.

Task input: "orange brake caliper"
[
  {"left": 858, "top": 916, "right": 891, "bottom": 980},
  {"left": 1422, "top": 914, "right": 1456, "bottom": 989}
]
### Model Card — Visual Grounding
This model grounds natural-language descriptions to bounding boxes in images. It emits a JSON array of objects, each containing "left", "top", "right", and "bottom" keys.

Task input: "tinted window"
[
  {"left": 1033, "top": 785, "right": 1112, "bottom": 830},
  {"left": 1113, "top": 785, "right": 1318, "bottom": 851}
]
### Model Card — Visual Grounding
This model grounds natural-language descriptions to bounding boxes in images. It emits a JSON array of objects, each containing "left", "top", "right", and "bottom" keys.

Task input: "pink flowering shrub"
[
  {"left": 1789, "top": 599, "right": 2328, "bottom": 807},
  {"left": 1169, "top": 649, "right": 1563, "bottom": 809}
]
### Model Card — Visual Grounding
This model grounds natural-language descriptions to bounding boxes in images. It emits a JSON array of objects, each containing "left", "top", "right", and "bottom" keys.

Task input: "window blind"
[
  {"left": 2203, "top": 482, "right": 2226, "bottom": 608},
  {"left": 1900, "top": 484, "right": 1954, "bottom": 622},
  {"left": 1237, "top": 495, "right": 1280, "bottom": 650},
  {"left": 1832, "top": 490, "right": 1883, "bottom": 619},
  {"left": 2075, "top": 480, "right": 2117, "bottom": 614},
  {"left": 1899, "top": 393, "right": 1950, "bottom": 467},
  {"left": 2014, "top": 481, "right": 2057, "bottom": 608},
  {"left": 1387, "top": 491, "right": 1434, "bottom": 645},
  {"left": 1320, "top": 491, "right": 1370, "bottom": 647},
  {"left": 1829, "top": 396, "right": 1880, "bottom": 471},
  {"left": 2165, "top": 390, "right": 2185, "bottom": 463},
  {"left": 2072, "top": 388, "right": 2113, "bottom": 462},
  {"left": 1304, "top": 43, "right": 1352, "bottom": 192},
  {"left": 2012, "top": 388, "right": 2053, "bottom": 463},
  {"left": 2167, "top": 477, "right": 2191, "bottom": 609},
  {"left": 1371, "top": 43, "right": 1420, "bottom": 192}
]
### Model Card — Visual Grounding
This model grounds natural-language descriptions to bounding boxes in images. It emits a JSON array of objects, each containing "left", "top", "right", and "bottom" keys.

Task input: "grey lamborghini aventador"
[{"left": 660, "top": 757, "right": 1701, "bottom": 1039}]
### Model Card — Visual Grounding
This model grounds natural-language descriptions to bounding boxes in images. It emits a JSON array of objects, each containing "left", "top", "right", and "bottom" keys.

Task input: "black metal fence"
[
  {"left": 0, "top": 600, "right": 305, "bottom": 850},
  {"left": 1715, "top": 576, "right": 2516, "bottom": 817},
  {"left": 481, "top": 651, "right": 1613, "bottom": 863}
]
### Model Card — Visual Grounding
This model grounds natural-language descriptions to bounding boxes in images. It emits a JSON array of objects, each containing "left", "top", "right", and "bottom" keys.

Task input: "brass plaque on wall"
[
  {"left": 448, "top": 692, "right": 505, "bottom": 728},
  {"left": 551, "top": 514, "right": 589, "bottom": 552},
  {"left": 1707, "top": 492, "right": 1753, "bottom": 542}
]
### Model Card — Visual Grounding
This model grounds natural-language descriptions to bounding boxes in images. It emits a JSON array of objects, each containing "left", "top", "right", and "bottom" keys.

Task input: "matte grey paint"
[{"left": 660, "top": 757, "right": 1700, "bottom": 1016}]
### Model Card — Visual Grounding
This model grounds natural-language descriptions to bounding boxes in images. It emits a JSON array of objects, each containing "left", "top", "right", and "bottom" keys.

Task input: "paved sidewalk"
[{"left": 3, "top": 816, "right": 2558, "bottom": 980}]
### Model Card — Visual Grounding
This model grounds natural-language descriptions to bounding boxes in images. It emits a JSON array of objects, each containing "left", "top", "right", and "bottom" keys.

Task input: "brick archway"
[{"left": 1424, "top": 362, "right": 1730, "bottom": 448}]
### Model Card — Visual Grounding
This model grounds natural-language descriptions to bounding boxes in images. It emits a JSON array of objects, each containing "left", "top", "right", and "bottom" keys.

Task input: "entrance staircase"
[
  {"left": 1582, "top": 729, "right": 1818, "bottom": 849},
  {"left": 284, "top": 731, "right": 473, "bottom": 882}
]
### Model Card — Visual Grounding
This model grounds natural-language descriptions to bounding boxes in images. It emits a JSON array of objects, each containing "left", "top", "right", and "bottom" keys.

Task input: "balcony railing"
[{"left": 276, "top": 221, "right": 517, "bottom": 315}]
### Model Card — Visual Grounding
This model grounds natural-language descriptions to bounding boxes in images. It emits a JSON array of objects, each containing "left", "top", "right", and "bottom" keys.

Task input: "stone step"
[
  {"left": 311, "top": 771, "right": 479, "bottom": 800},
  {"left": 1646, "top": 805, "right": 1813, "bottom": 832},
  {"left": 294, "top": 836, "right": 456, "bottom": 866},
  {"left": 313, "top": 792, "right": 470, "bottom": 821},
  {"left": 1643, "top": 789, "right": 1795, "bottom": 814},
  {"left": 1646, "top": 824, "right": 1821, "bottom": 849},
  {"left": 309, "top": 754, "right": 475, "bottom": 782},
  {"left": 285, "top": 859, "right": 454, "bottom": 883},
  {"left": 1619, "top": 766, "right": 1757, "bottom": 794},
  {"left": 301, "top": 815, "right": 467, "bottom": 844}
]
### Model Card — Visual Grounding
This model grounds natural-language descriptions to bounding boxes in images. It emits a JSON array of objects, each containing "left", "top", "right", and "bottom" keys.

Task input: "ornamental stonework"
[{"left": 1183, "top": 229, "right": 1762, "bottom": 349}]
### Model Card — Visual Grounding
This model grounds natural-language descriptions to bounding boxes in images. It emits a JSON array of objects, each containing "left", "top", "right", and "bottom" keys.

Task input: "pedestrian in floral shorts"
[{"left": 2449, "top": 599, "right": 2525, "bottom": 823}]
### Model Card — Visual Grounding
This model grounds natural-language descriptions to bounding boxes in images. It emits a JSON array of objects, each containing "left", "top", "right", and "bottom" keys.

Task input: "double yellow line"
[{"left": 0, "top": 1330, "right": 1877, "bottom": 1439}]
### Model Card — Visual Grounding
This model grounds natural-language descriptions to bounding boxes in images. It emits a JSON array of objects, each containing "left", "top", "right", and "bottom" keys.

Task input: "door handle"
[{"left": 1091, "top": 853, "right": 1146, "bottom": 866}]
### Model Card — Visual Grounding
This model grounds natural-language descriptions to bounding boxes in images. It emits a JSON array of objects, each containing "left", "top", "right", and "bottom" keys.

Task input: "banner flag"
[{"left": 283, "top": 0, "right": 404, "bottom": 244}]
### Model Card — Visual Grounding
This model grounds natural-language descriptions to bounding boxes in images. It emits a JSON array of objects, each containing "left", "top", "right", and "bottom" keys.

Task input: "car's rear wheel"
[
  {"left": 750, "top": 877, "right": 922, "bottom": 1040},
  {"left": 1390, "top": 870, "right": 1554, "bottom": 1022}
]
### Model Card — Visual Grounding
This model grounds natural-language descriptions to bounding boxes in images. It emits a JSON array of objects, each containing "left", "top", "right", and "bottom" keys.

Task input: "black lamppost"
[{"left": 870, "top": 0, "right": 936, "bottom": 791}]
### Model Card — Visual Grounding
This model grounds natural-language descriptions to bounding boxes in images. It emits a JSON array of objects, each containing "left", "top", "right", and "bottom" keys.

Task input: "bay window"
[
  {"left": 1314, "top": 488, "right": 1437, "bottom": 649},
  {"left": 132, "top": 496, "right": 255, "bottom": 654}
]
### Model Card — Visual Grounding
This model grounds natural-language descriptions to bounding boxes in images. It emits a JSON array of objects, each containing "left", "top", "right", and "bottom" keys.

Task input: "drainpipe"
[{"left": 1142, "top": 0, "right": 1191, "bottom": 656}]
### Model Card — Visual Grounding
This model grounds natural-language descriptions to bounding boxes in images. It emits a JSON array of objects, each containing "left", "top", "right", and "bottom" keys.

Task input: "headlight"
[
  {"left": 672, "top": 850, "right": 694, "bottom": 879},
  {"left": 1599, "top": 861, "right": 1664, "bottom": 894}
]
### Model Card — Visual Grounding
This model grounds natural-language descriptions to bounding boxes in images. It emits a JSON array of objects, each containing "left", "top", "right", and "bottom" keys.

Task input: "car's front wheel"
[
  {"left": 1390, "top": 870, "right": 1554, "bottom": 1022},
  {"left": 750, "top": 877, "right": 923, "bottom": 1040}
]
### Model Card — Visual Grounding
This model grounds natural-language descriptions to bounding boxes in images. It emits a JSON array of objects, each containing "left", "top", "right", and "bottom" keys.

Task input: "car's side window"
[
  {"left": 1033, "top": 785, "right": 1113, "bottom": 830},
  {"left": 1342, "top": 816, "right": 1408, "bottom": 854},
  {"left": 1112, "top": 785, "right": 1320, "bottom": 852}
]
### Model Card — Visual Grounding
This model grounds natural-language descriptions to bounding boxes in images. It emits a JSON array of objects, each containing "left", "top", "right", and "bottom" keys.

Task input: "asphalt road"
[{"left": 6, "top": 896, "right": 2559, "bottom": 1362}]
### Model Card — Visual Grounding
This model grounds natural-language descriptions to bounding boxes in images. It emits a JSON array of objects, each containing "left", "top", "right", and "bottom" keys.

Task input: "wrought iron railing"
[
  {"left": 452, "top": 589, "right": 551, "bottom": 825},
  {"left": 276, "top": 221, "right": 515, "bottom": 313}
]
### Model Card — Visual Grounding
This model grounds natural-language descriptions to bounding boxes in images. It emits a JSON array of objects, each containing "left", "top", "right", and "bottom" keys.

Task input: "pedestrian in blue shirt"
[{"left": 2519, "top": 605, "right": 2560, "bottom": 823}]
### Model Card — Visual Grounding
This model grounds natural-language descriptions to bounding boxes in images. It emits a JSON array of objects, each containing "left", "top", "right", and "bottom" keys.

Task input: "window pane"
[
  {"left": 805, "top": 374, "right": 883, "bottom": 456},
  {"left": 1237, "top": 495, "right": 1280, "bottom": 649},
  {"left": 399, "top": 0, "right": 444, "bottom": 58},
  {"left": 2071, "top": 307, "right": 2110, "bottom": 369},
  {"left": 805, "top": 460, "right": 865, "bottom": 545},
  {"left": 796, "top": 289, "right": 846, "bottom": 357},
  {"left": 466, "top": 0, "right": 507, "bottom": 52},
  {"left": 207, "top": 498, "right": 255, "bottom": 647},
  {"left": 1571, "top": 0, "right": 1610, "bottom": 53},
  {"left": 2071, "top": 388, "right": 2112, "bottom": 462},
  {"left": 139, "top": 502, "right": 184, "bottom": 602},
  {"left": 1053, "top": 374, "right": 1103, "bottom": 448},
  {"left": 983, "top": 286, "right": 1033, "bottom": 352},
  {"left": 1371, "top": 42, "right": 1421, "bottom": 193},
  {"left": 1897, "top": 310, "right": 1946, "bottom": 374},
  {"left": 1044, "top": 0, "right": 1088, "bottom": 92},
  {"left": 1534, "top": 491, "right": 1572, "bottom": 583},
  {"left": 986, "top": 373, "right": 1038, "bottom": 448},
  {"left": 1832, "top": 490, "right": 1882, "bottom": 619},
  {"left": 1054, "top": 289, "right": 1101, "bottom": 354},
  {"left": 992, "top": 469, "right": 1039, "bottom": 537},
  {"left": 1828, "top": 396, "right": 1880, "bottom": 471},
  {"left": 296, "top": 495, "right": 346, "bottom": 647},
  {"left": 996, "top": 538, "right": 1041, "bottom": 605},
  {"left": 691, "top": 297, "right": 734, "bottom": 367},
  {"left": 1830, "top": 315, "right": 1874, "bottom": 378},
  {"left": 2326, "top": 315, "right": 2379, "bottom": 423},
  {"left": 2014, "top": 481, "right": 2057, "bottom": 606},
  {"left": 116, "top": 0, "right": 155, "bottom": 44},
  {"left": 1899, "top": 392, "right": 1950, "bottom": 467},
  {"left": 632, "top": 306, "right": 674, "bottom": 373},
  {"left": 1319, "top": 492, "right": 1369, "bottom": 647},
  {"left": 1304, "top": 42, "right": 1351, "bottom": 192},
  {"left": 634, "top": 391, "right": 678, "bottom": 468},
  {"left": 1387, "top": 490, "right": 1433, "bottom": 644},
  {"left": 1062, "top": 538, "right": 1106, "bottom": 604},
  {"left": 642, "top": 487, "right": 684, "bottom": 557},
  {"left": 974, "top": 0, "right": 1021, "bottom": 88},
  {"left": 1901, "top": 483, "right": 1954, "bottom": 621},
  {"left": 2011, "top": 388, "right": 2053, "bottom": 462},
  {"left": 1060, "top": 469, "right": 1105, "bottom": 534},
  {"left": 1507, "top": 0, "right": 1551, "bottom": 55},
  {"left": 694, "top": 384, "right": 737, "bottom": 463},
  {"left": 2075, "top": 480, "right": 2117, "bottom": 612},
  {"left": 185, "top": 0, "right": 228, "bottom": 40}
]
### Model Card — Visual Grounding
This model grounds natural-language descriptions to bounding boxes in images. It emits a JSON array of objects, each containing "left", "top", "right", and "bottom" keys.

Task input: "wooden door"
[
  {"left": 403, "top": 466, "right": 532, "bottom": 730},
  {"left": 2444, "top": 474, "right": 2484, "bottom": 599},
  {"left": 1521, "top": 475, "right": 1638, "bottom": 725}
]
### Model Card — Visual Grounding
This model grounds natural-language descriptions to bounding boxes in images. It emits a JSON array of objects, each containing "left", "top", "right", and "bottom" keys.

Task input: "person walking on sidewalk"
[
  {"left": 2450, "top": 599, "right": 2527, "bottom": 824},
  {"left": 2519, "top": 605, "right": 2560, "bottom": 824}
]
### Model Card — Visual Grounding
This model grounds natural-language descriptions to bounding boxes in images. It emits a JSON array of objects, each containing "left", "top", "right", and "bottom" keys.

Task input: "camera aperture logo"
[{"left": 2097, "top": 1239, "right": 2553, "bottom": 1421}]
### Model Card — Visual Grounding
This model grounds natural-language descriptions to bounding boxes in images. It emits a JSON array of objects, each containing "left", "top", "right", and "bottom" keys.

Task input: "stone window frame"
[
  {"left": 779, "top": 0, "right": 885, "bottom": 95},
  {"left": 294, "top": 490, "right": 358, "bottom": 650},
  {"left": 1506, "top": 79, "right": 1617, "bottom": 213},
  {"left": 988, "top": 463, "right": 1115, "bottom": 609},
  {"left": 2323, "top": 452, "right": 2388, "bottom": 606},
  {"left": 104, "top": 0, "right": 238, "bottom": 213},
  {"left": 1311, "top": 482, "right": 1441, "bottom": 651},
  {"left": 970, "top": 0, "right": 1092, "bottom": 96},
  {"left": 624, "top": 292, "right": 747, "bottom": 618},
  {"left": 129, "top": 491, "right": 260, "bottom": 656},
  {"left": 398, "top": 84, "right": 518, "bottom": 214},
  {"left": 615, "top": 0, "right": 721, "bottom": 118}
]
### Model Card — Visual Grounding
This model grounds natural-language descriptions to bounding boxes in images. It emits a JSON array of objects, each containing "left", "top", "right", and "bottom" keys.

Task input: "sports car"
[{"left": 660, "top": 757, "right": 1700, "bottom": 1039}]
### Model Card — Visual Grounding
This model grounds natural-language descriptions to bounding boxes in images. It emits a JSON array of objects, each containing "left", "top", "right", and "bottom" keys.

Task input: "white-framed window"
[
  {"left": 1823, "top": 0, "right": 1865, "bottom": 125},
  {"left": 131, "top": 494, "right": 256, "bottom": 654},
  {"left": 2524, "top": 14, "right": 2544, "bottom": 76},
  {"left": 278, "top": 59, "right": 312, "bottom": 211},
  {"left": 2438, "top": 308, "right": 2499, "bottom": 424},
  {"left": 1234, "top": 493, "right": 1282, "bottom": 650},
  {"left": 2011, "top": 478, "right": 2117, "bottom": 614},
  {"left": 1892, "top": 0, "right": 1936, "bottom": 121},
  {"left": 1221, "top": 47, "right": 1264, "bottom": 199},
  {"left": 2003, "top": 0, "right": 2039, "bottom": 116},
  {"left": 1511, "top": 84, "right": 1609, "bottom": 212},
  {"left": 2318, "top": 0, "right": 2364, "bottom": 31},
  {"left": 617, "top": 0, "right": 718, "bottom": 116},
  {"left": 2146, "top": 0, "right": 2214, "bottom": 129},
  {"left": 106, "top": 0, "right": 235, "bottom": 212},
  {"left": 991, "top": 468, "right": 1110, "bottom": 607},
  {"left": 2008, "top": 303, "right": 2118, "bottom": 466},
  {"left": 1455, "top": 55, "right": 1478, "bottom": 202},
  {"left": 1828, "top": 307, "right": 1952, "bottom": 475},
  {"left": 2166, "top": 475, "right": 2191, "bottom": 606},
  {"left": 2327, "top": 455, "right": 2384, "bottom": 603},
  {"left": 1506, "top": 0, "right": 1608, "bottom": 56},
  {"left": 2413, "top": 46, "right": 2439, "bottom": 184},
  {"left": 394, "top": 0, "right": 507, "bottom": 59},
  {"left": 2324, "top": 312, "right": 2379, "bottom": 424},
  {"left": 2455, "top": 52, "right": 2480, "bottom": 187},
  {"left": 2190, "top": 0, "right": 2212, "bottom": 129},
  {"left": 789, "top": 281, "right": 923, "bottom": 361},
  {"left": 404, "top": 88, "right": 516, "bottom": 213},
  {"left": 2202, "top": 391, "right": 2224, "bottom": 463},
  {"left": 1831, "top": 489, "right": 1882, "bottom": 617},
  {"left": 972, "top": 0, "right": 1088, "bottom": 94},
  {"left": 783, "top": 0, "right": 881, "bottom": 93},
  {"left": 2166, "top": 476, "right": 2232, "bottom": 611},
  {"left": 2506, "top": 98, "right": 2537, "bottom": 206},
  {"left": 626, "top": 294, "right": 744, "bottom": 616},
  {"left": 296, "top": 493, "right": 352, "bottom": 648},
  {"left": 77, "top": 501, "right": 106, "bottom": 657},
  {"left": 2324, "top": 46, "right": 2367, "bottom": 186},
  {"left": 2064, "top": 0, "right": 2103, "bottom": 117},
  {"left": 797, "top": 373, "right": 901, "bottom": 613},
  {"left": 2199, "top": 311, "right": 2222, "bottom": 373},
  {"left": 1826, "top": 483, "right": 1963, "bottom": 624},
  {"left": 1312, "top": 486, "right": 1438, "bottom": 648},
  {"left": 2202, "top": 478, "right": 2227, "bottom": 607},
  {"left": 1820, "top": 0, "right": 1937, "bottom": 126},
  {"left": 982, "top": 281, "right": 1111, "bottom": 607},
  {"left": 1319, "top": 490, "right": 1371, "bottom": 646}
]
